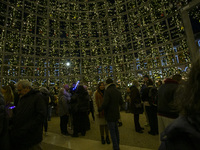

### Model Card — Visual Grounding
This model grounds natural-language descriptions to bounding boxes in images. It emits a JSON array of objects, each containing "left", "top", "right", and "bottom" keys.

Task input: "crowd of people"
[{"left": 1, "top": 57, "right": 200, "bottom": 150}]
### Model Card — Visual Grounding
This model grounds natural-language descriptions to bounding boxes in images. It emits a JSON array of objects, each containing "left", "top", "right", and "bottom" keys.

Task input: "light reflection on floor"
[{"left": 42, "top": 132, "right": 153, "bottom": 150}]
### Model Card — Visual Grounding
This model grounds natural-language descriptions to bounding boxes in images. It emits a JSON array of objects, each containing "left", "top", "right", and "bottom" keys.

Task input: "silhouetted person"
[
  {"left": 130, "top": 80, "right": 144, "bottom": 133},
  {"left": 58, "top": 88, "right": 71, "bottom": 136},
  {"left": 159, "top": 57, "right": 200, "bottom": 150},
  {"left": 70, "top": 85, "right": 90, "bottom": 137},
  {"left": 157, "top": 74, "right": 182, "bottom": 140},
  {"left": 98, "top": 78, "right": 123, "bottom": 150},
  {"left": 0, "top": 91, "right": 10, "bottom": 150},
  {"left": 10, "top": 80, "right": 46, "bottom": 150}
]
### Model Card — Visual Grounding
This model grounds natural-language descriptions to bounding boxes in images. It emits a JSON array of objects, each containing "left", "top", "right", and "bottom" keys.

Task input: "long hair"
[
  {"left": 1, "top": 85, "right": 14, "bottom": 105},
  {"left": 132, "top": 80, "right": 139, "bottom": 88},
  {"left": 175, "top": 57, "right": 200, "bottom": 116},
  {"left": 97, "top": 82, "right": 104, "bottom": 92}
]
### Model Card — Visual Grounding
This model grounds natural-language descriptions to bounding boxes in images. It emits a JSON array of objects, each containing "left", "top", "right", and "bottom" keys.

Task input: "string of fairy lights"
[{"left": 0, "top": 0, "right": 199, "bottom": 88}]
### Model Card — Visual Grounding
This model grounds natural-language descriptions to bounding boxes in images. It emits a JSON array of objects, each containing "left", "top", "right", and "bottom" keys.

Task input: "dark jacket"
[
  {"left": 40, "top": 88, "right": 50, "bottom": 118},
  {"left": 70, "top": 91, "right": 89, "bottom": 113},
  {"left": 159, "top": 114, "right": 200, "bottom": 150},
  {"left": 10, "top": 89, "right": 46, "bottom": 149},
  {"left": 0, "top": 92, "right": 5, "bottom": 136},
  {"left": 130, "top": 85, "right": 142, "bottom": 114},
  {"left": 141, "top": 85, "right": 154, "bottom": 103},
  {"left": 99, "top": 83, "right": 123, "bottom": 122},
  {"left": 157, "top": 78, "right": 179, "bottom": 118},
  {"left": 0, "top": 92, "right": 10, "bottom": 150}
]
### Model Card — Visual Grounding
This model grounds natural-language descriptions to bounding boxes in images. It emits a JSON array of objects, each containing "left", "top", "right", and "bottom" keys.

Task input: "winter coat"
[
  {"left": 99, "top": 83, "right": 123, "bottom": 122},
  {"left": 94, "top": 90, "right": 105, "bottom": 118},
  {"left": 159, "top": 114, "right": 200, "bottom": 150},
  {"left": 58, "top": 92, "right": 71, "bottom": 116},
  {"left": 158, "top": 78, "right": 179, "bottom": 118},
  {"left": 10, "top": 89, "right": 46, "bottom": 149},
  {"left": 141, "top": 85, "right": 154, "bottom": 102},
  {"left": 40, "top": 87, "right": 50, "bottom": 118},
  {"left": 0, "top": 92, "right": 10, "bottom": 150},
  {"left": 0, "top": 93, "right": 5, "bottom": 135},
  {"left": 130, "top": 86, "right": 143, "bottom": 114},
  {"left": 70, "top": 91, "right": 89, "bottom": 113}
]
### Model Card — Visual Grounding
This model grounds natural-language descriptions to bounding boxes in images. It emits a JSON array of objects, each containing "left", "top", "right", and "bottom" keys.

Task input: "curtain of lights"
[{"left": 0, "top": 0, "right": 198, "bottom": 88}]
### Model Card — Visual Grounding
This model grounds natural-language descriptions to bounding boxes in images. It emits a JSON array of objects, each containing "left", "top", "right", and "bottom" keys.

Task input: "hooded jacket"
[{"left": 159, "top": 114, "right": 200, "bottom": 150}]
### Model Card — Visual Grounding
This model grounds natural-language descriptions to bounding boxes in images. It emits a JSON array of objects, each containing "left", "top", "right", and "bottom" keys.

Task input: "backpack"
[{"left": 148, "top": 87, "right": 158, "bottom": 106}]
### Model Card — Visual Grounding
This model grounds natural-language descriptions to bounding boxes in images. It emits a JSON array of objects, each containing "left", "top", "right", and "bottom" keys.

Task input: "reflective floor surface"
[{"left": 42, "top": 132, "right": 153, "bottom": 150}]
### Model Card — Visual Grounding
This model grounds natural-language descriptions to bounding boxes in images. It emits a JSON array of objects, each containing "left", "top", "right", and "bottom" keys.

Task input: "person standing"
[
  {"left": 1, "top": 85, "right": 14, "bottom": 118},
  {"left": 0, "top": 91, "right": 10, "bottom": 150},
  {"left": 10, "top": 80, "right": 46, "bottom": 150},
  {"left": 58, "top": 88, "right": 71, "bottom": 136},
  {"left": 70, "top": 85, "right": 90, "bottom": 137},
  {"left": 141, "top": 75, "right": 150, "bottom": 126},
  {"left": 94, "top": 82, "right": 110, "bottom": 144},
  {"left": 88, "top": 89, "right": 95, "bottom": 121},
  {"left": 98, "top": 78, "right": 123, "bottom": 150},
  {"left": 157, "top": 74, "right": 182, "bottom": 140},
  {"left": 39, "top": 87, "right": 50, "bottom": 136},
  {"left": 142, "top": 79, "right": 158, "bottom": 135},
  {"left": 130, "top": 80, "right": 144, "bottom": 133},
  {"left": 124, "top": 87, "right": 131, "bottom": 113},
  {"left": 159, "top": 57, "right": 200, "bottom": 150}
]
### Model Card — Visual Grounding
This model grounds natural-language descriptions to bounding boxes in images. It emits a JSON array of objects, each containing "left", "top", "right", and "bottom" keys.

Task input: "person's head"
[
  {"left": 58, "top": 88, "right": 67, "bottom": 96},
  {"left": 83, "top": 85, "right": 88, "bottom": 90},
  {"left": 71, "top": 83, "right": 76, "bottom": 88},
  {"left": 146, "top": 79, "right": 154, "bottom": 86},
  {"left": 172, "top": 74, "right": 182, "bottom": 83},
  {"left": 16, "top": 80, "right": 32, "bottom": 97},
  {"left": 175, "top": 57, "right": 200, "bottom": 116},
  {"left": 63, "top": 84, "right": 69, "bottom": 91},
  {"left": 132, "top": 80, "right": 139, "bottom": 87},
  {"left": 157, "top": 80, "right": 162, "bottom": 87},
  {"left": 143, "top": 75, "right": 149, "bottom": 82},
  {"left": 76, "top": 85, "right": 86, "bottom": 94},
  {"left": 39, "top": 87, "right": 49, "bottom": 95},
  {"left": 106, "top": 78, "right": 113, "bottom": 85},
  {"left": 1, "top": 85, "right": 14, "bottom": 104},
  {"left": 98, "top": 82, "right": 105, "bottom": 91},
  {"left": 126, "top": 87, "right": 130, "bottom": 93}
]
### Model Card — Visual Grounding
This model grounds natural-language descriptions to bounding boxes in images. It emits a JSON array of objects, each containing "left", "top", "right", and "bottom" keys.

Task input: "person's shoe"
[
  {"left": 136, "top": 130, "right": 143, "bottom": 133},
  {"left": 118, "top": 122, "right": 123, "bottom": 127},
  {"left": 71, "top": 134, "right": 79, "bottom": 137},
  {"left": 65, "top": 132, "right": 71, "bottom": 136},
  {"left": 81, "top": 132, "right": 86, "bottom": 136},
  {"left": 155, "top": 131, "right": 159, "bottom": 135},
  {"left": 106, "top": 136, "right": 110, "bottom": 144},
  {"left": 148, "top": 131, "right": 156, "bottom": 135},
  {"left": 101, "top": 136, "right": 105, "bottom": 144}
]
